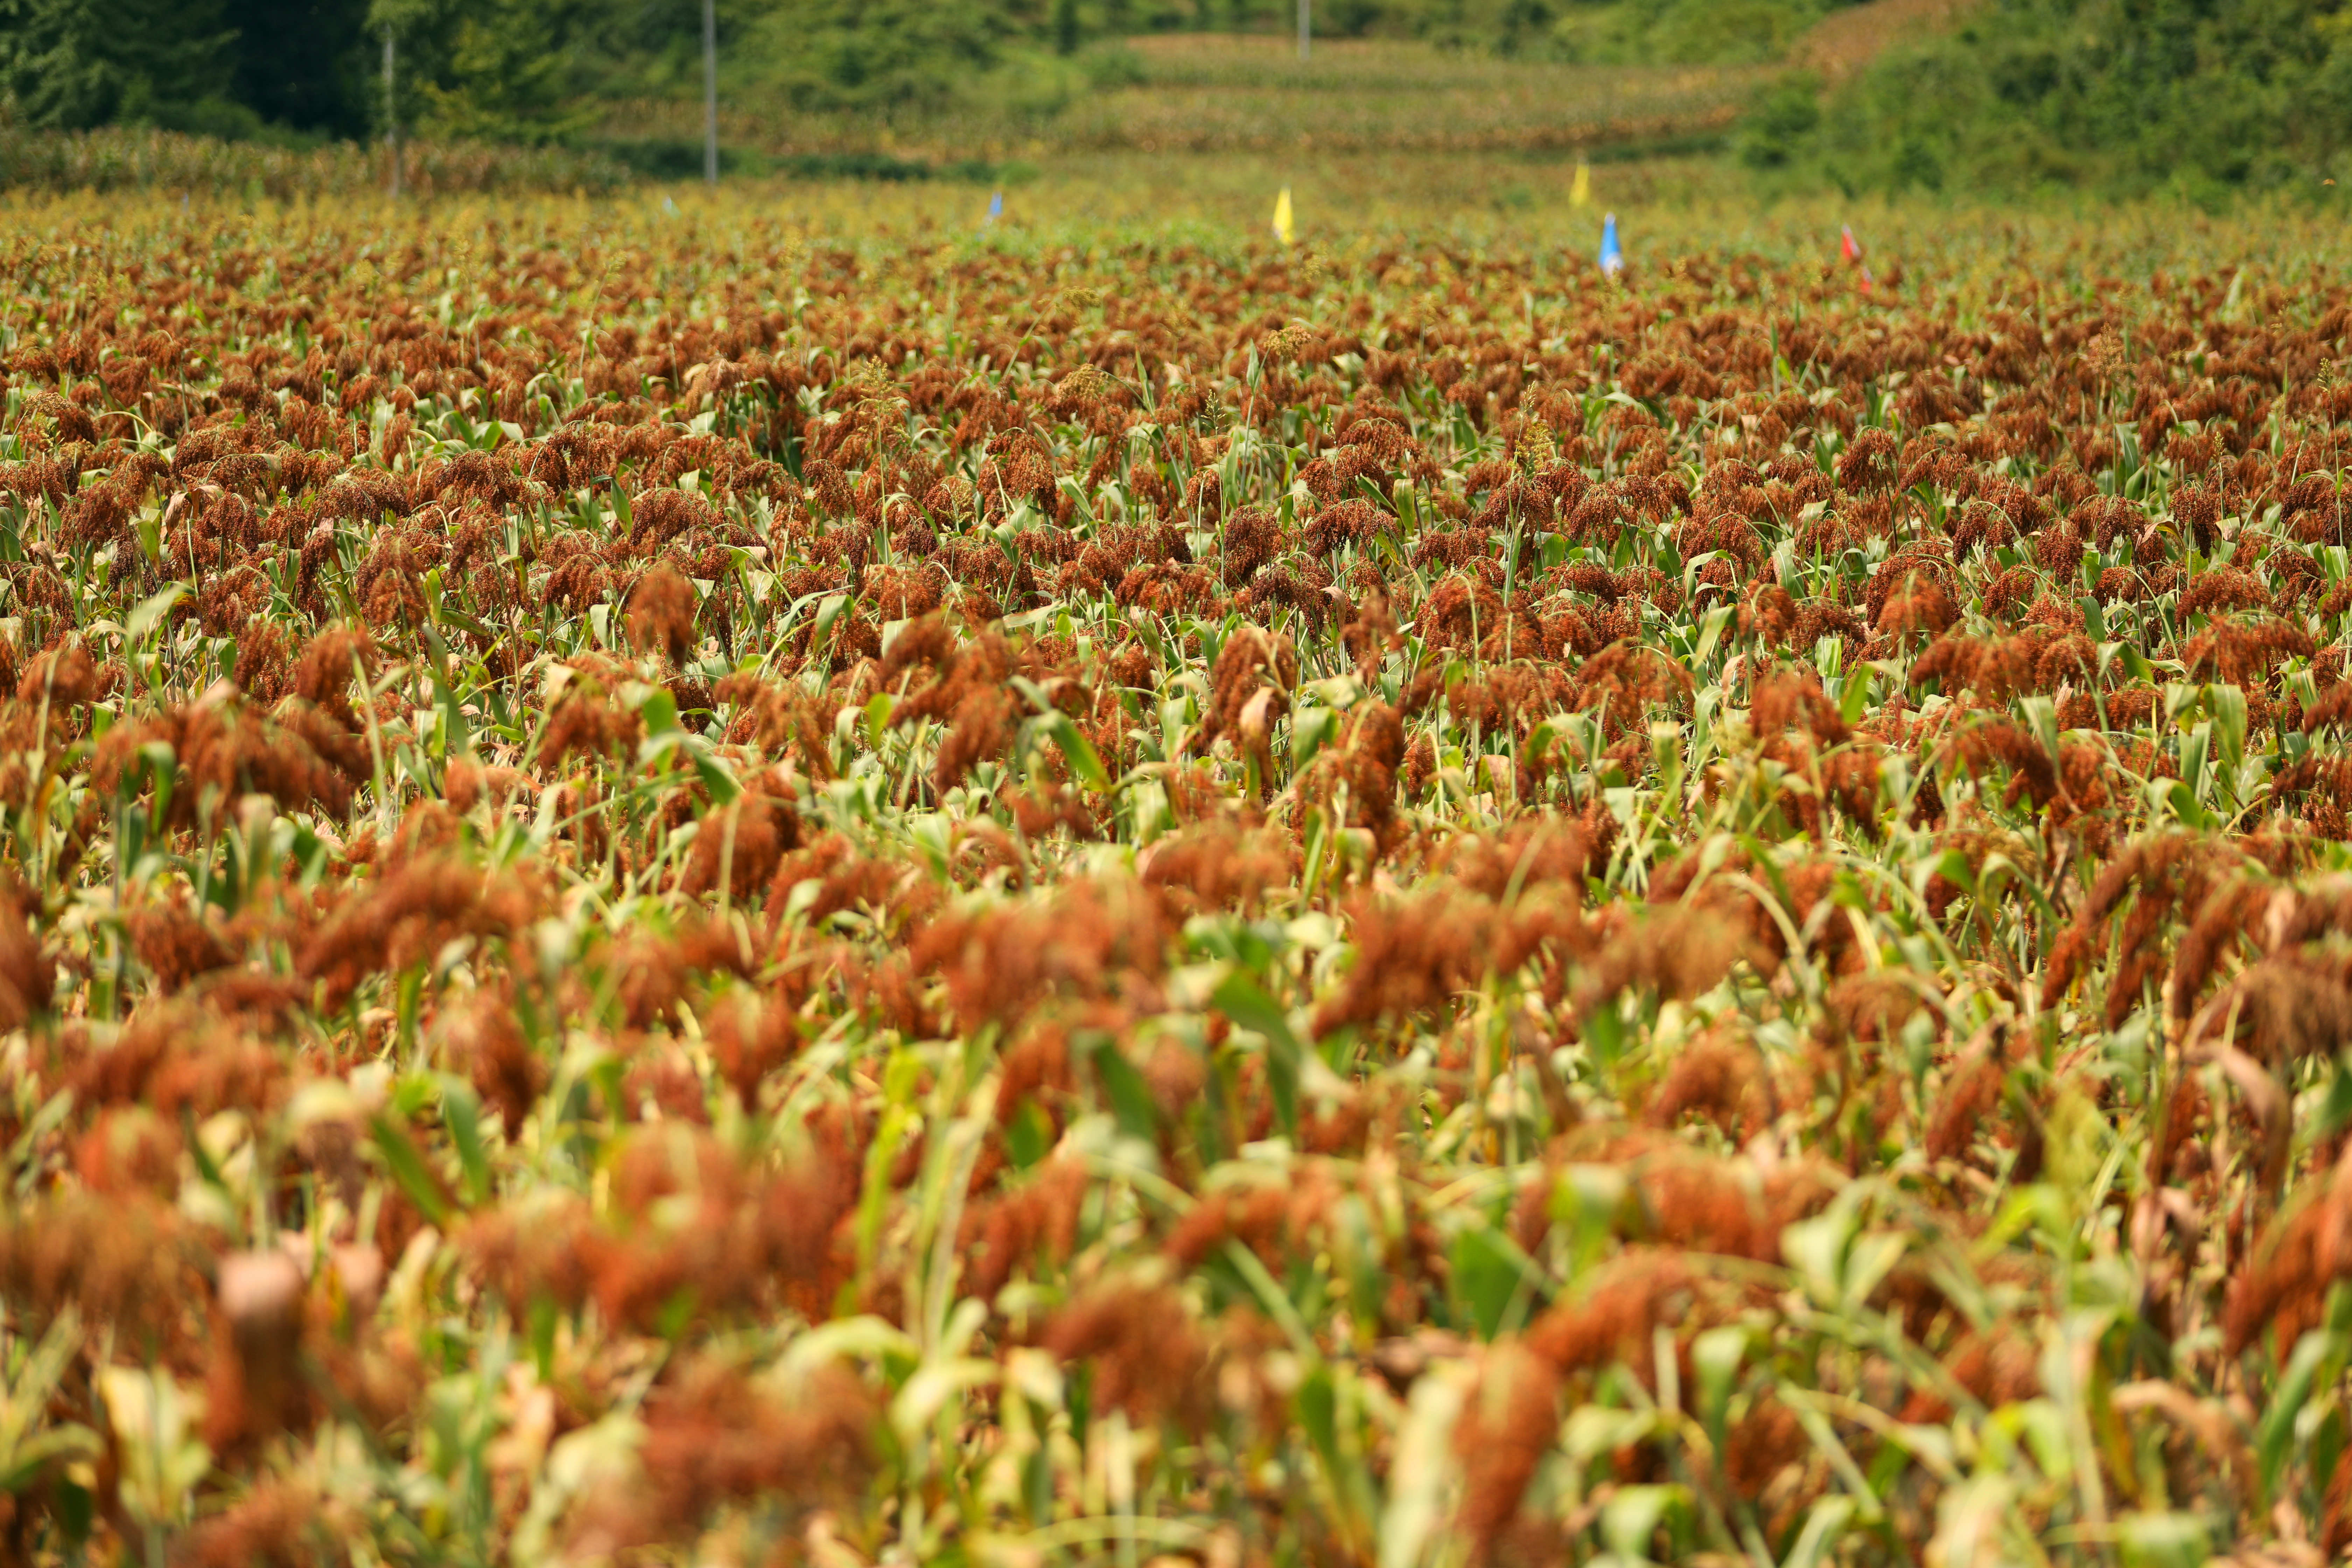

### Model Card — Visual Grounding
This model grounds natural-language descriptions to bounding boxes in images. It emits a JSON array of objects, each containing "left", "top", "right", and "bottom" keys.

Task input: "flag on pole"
[
  {"left": 985, "top": 190, "right": 1003, "bottom": 228},
  {"left": 1598, "top": 212, "right": 1622, "bottom": 278},
  {"left": 1273, "top": 187, "right": 1295, "bottom": 247},
  {"left": 1570, "top": 160, "right": 1591, "bottom": 209},
  {"left": 1840, "top": 223, "right": 1874, "bottom": 293}
]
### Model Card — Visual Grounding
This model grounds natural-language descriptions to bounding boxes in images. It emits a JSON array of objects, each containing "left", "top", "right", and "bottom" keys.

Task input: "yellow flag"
[
  {"left": 1273, "top": 187, "right": 1294, "bottom": 247},
  {"left": 1570, "top": 161, "right": 1591, "bottom": 208}
]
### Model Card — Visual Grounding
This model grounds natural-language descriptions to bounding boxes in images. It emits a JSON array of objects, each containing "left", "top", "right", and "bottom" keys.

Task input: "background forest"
[{"left": 8, "top": 0, "right": 2352, "bottom": 199}]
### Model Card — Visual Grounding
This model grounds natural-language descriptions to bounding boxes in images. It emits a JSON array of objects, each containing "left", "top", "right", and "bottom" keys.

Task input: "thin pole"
[
  {"left": 1298, "top": 0, "right": 1309, "bottom": 61},
  {"left": 383, "top": 27, "right": 400, "bottom": 197},
  {"left": 702, "top": 0, "right": 719, "bottom": 187}
]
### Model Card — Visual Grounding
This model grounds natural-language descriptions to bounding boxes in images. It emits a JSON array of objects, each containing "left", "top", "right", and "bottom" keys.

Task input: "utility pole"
[
  {"left": 383, "top": 26, "right": 400, "bottom": 197},
  {"left": 702, "top": 0, "right": 719, "bottom": 188},
  {"left": 1298, "top": 0, "right": 1309, "bottom": 61}
]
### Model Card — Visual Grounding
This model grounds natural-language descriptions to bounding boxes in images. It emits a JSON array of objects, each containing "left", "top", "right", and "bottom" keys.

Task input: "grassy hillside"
[
  {"left": 989, "top": 35, "right": 1755, "bottom": 155},
  {"left": 595, "top": 33, "right": 1764, "bottom": 161}
]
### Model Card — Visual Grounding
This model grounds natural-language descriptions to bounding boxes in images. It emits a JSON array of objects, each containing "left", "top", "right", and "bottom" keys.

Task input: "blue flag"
[
  {"left": 1598, "top": 212, "right": 1622, "bottom": 278},
  {"left": 986, "top": 190, "right": 1003, "bottom": 228}
]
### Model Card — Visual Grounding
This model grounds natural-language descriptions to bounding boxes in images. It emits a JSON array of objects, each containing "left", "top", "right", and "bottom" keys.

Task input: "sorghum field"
[{"left": 6, "top": 188, "right": 2352, "bottom": 1568}]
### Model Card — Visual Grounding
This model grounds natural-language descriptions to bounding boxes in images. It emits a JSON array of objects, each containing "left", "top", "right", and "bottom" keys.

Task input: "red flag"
[{"left": 1841, "top": 225, "right": 1863, "bottom": 264}]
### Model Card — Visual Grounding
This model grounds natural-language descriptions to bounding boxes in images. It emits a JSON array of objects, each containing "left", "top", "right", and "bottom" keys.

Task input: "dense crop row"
[{"left": 0, "top": 197, "right": 2349, "bottom": 1567}]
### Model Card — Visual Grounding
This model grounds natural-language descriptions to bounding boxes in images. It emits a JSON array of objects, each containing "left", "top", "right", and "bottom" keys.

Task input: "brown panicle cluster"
[
  {"left": 1040, "top": 1279, "right": 1213, "bottom": 1430},
  {"left": 459, "top": 1122, "right": 860, "bottom": 1332},
  {"left": 2225, "top": 1145, "right": 2352, "bottom": 1360},
  {"left": 1313, "top": 824, "right": 1592, "bottom": 1039},
  {"left": 1297, "top": 699, "right": 1409, "bottom": 852},
  {"left": 568, "top": 1358, "right": 875, "bottom": 1555},
  {"left": 1199, "top": 625, "right": 1299, "bottom": 781}
]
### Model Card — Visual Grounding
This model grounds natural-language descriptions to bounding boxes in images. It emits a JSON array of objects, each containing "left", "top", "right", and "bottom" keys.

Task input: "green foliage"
[
  {"left": 0, "top": 123, "right": 631, "bottom": 196},
  {"left": 0, "top": 0, "right": 240, "bottom": 131},
  {"left": 727, "top": 0, "right": 1022, "bottom": 115},
  {"left": 1798, "top": 0, "right": 2352, "bottom": 197},
  {"left": 1186, "top": 0, "right": 1855, "bottom": 62},
  {"left": 1538, "top": 0, "right": 1853, "bottom": 66},
  {"left": 1737, "top": 69, "right": 1822, "bottom": 166},
  {"left": 0, "top": 0, "right": 1844, "bottom": 153},
  {"left": 229, "top": 0, "right": 377, "bottom": 139},
  {"left": 368, "top": 0, "right": 596, "bottom": 145},
  {"left": 0, "top": 0, "right": 377, "bottom": 140},
  {"left": 585, "top": 138, "right": 1010, "bottom": 180}
]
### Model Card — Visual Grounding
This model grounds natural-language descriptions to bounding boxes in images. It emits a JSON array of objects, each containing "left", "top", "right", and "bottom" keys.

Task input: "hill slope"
[{"left": 1799, "top": 0, "right": 2352, "bottom": 195}]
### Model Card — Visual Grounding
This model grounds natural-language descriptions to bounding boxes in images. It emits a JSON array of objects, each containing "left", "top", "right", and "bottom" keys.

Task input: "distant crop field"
[
  {"left": 2, "top": 187, "right": 2352, "bottom": 1567},
  {"left": 590, "top": 34, "right": 1762, "bottom": 165},
  {"left": 1056, "top": 36, "right": 1757, "bottom": 154}
]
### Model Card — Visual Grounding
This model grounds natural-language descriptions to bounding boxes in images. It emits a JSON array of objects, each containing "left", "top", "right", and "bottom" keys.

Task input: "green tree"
[
  {"left": 733, "top": 0, "right": 1013, "bottom": 113},
  {"left": 1737, "top": 70, "right": 1822, "bottom": 167},
  {"left": 1797, "top": 0, "right": 2352, "bottom": 195},
  {"left": 0, "top": 0, "right": 239, "bottom": 130},
  {"left": 230, "top": 0, "right": 375, "bottom": 138},
  {"left": 368, "top": 0, "right": 594, "bottom": 144}
]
